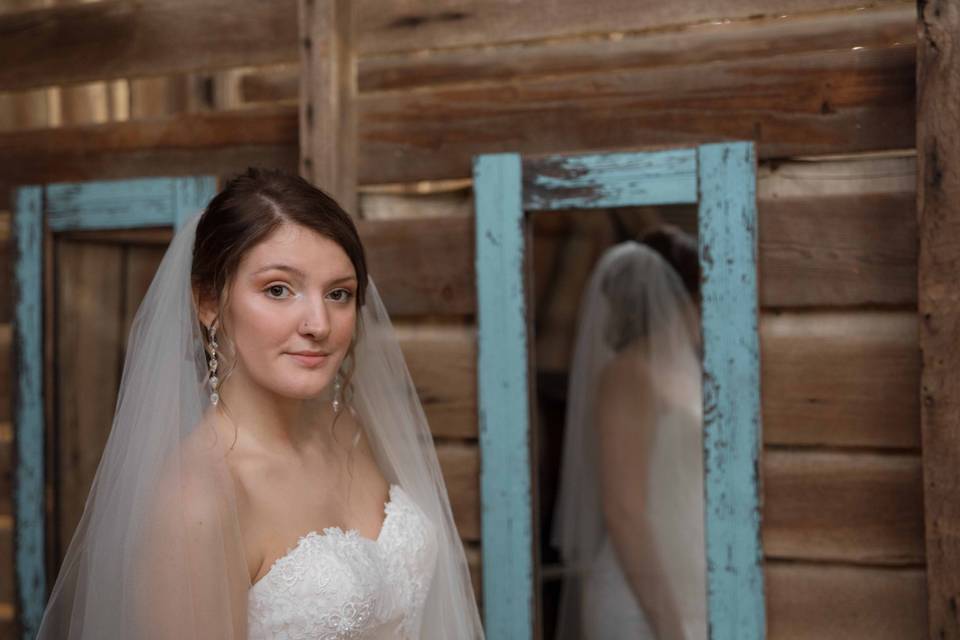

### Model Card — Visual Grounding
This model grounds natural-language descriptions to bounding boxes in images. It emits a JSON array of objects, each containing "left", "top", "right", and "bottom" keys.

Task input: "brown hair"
[{"left": 191, "top": 167, "right": 368, "bottom": 424}]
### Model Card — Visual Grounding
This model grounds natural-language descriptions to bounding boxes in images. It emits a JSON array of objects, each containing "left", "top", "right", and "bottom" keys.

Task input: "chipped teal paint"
[
  {"left": 475, "top": 145, "right": 764, "bottom": 639},
  {"left": 474, "top": 153, "right": 534, "bottom": 640},
  {"left": 13, "top": 186, "right": 45, "bottom": 640},
  {"left": 697, "top": 142, "right": 765, "bottom": 639},
  {"left": 46, "top": 176, "right": 216, "bottom": 231},
  {"left": 13, "top": 176, "right": 216, "bottom": 639},
  {"left": 523, "top": 148, "right": 697, "bottom": 211}
]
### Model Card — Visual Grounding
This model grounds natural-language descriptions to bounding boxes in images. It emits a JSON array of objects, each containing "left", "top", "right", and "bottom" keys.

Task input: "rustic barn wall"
[{"left": 0, "top": 0, "right": 919, "bottom": 637}]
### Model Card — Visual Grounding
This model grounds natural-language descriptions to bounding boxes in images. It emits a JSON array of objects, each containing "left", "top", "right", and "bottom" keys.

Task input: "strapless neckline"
[{"left": 250, "top": 483, "right": 401, "bottom": 591}]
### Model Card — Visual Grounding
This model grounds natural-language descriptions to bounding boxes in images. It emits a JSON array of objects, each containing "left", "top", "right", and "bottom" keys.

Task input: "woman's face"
[{"left": 221, "top": 223, "right": 358, "bottom": 400}]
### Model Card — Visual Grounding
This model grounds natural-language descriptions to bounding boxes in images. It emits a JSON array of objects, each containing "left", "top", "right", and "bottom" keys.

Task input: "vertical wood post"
[
  {"left": 299, "top": 0, "right": 357, "bottom": 213},
  {"left": 918, "top": 1, "right": 960, "bottom": 636}
]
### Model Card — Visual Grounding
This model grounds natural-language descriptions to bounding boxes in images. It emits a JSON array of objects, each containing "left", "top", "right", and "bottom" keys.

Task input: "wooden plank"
[
  {"left": 54, "top": 240, "right": 124, "bottom": 568},
  {"left": 763, "top": 450, "right": 925, "bottom": 565},
  {"left": 396, "top": 323, "right": 477, "bottom": 439},
  {"left": 0, "top": 41, "right": 913, "bottom": 187},
  {"left": 522, "top": 149, "right": 698, "bottom": 211},
  {"left": 0, "top": 424, "right": 11, "bottom": 519},
  {"left": 354, "top": 0, "right": 908, "bottom": 55},
  {"left": 358, "top": 44, "right": 914, "bottom": 184},
  {"left": 698, "top": 142, "right": 764, "bottom": 639},
  {"left": 357, "top": 216, "right": 475, "bottom": 316},
  {"left": 0, "top": 0, "right": 299, "bottom": 91},
  {"left": 917, "top": 0, "right": 960, "bottom": 635},
  {"left": 761, "top": 311, "right": 919, "bottom": 449},
  {"left": 0, "top": 516, "right": 12, "bottom": 605},
  {"left": 299, "top": 0, "right": 357, "bottom": 211},
  {"left": 358, "top": 4, "right": 914, "bottom": 91},
  {"left": 766, "top": 562, "right": 926, "bottom": 639},
  {"left": 436, "top": 441, "right": 480, "bottom": 542},
  {"left": 759, "top": 192, "right": 917, "bottom": 308},
  {"left": 121, "top": 245, "right": 166, "bottom": 350},
  {"left": 12, "top": 186, "right": 44, "bottom": 639},
  {"left": 474, "top": 153, "right": 533, "bottom": 639}
]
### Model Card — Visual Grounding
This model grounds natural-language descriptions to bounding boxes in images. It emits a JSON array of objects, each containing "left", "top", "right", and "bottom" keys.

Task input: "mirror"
[
  {"left": 531, "top": 205, "right": 706, "bottom": 640},
  {"left": 474, "top": 145, "right": 763, "bottom": 640}
]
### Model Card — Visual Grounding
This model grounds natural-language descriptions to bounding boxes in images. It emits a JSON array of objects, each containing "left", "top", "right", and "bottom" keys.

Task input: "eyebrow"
[{"left": 251, "top": 264, "right": 357, "bottom": 285}]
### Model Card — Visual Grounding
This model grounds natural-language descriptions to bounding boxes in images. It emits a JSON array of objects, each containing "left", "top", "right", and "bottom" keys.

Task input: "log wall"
[{"left": 0, "top": 0, "right": 920, "bottom": 637}]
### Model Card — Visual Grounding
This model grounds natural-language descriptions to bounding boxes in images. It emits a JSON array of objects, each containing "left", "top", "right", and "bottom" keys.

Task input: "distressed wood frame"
[
  {"left": 11, "top": 176, "right": 217, "bottom": 639},
  {"left": 474, "top": 143, "right": 764, "bottom": 639}
]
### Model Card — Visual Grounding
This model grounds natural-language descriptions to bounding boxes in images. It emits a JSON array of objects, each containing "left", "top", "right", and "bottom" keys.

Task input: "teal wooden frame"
[
  {"left": 474, "top": 144, "right": 764, "bottom": 639},
  {"left": 11, "top": 176, "right": 217, "bottom": 639}
]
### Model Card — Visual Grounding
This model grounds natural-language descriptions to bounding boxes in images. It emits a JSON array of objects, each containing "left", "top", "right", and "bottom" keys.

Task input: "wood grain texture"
[
  {"left": 917, "top": 0, "right": 960, "bottom": 635},
  {"left": 358, "top": 44, "right": 914, "bottom": 184},
  {"left": 358, "top": 4, "right": 914, "bottom": 91},
  {"left": 759, "top": 192, "right": 917, "bottom": 308},
  {"left": 763, "top": 450, "right": 924, "bottom": 565},
  {"left": 436, "top": 441, "right": 480, "bottom": 542},
  {"left": 766, "top": 562, "right": 926, "bottom": 639},
  {"left": 396, "top": 323, "right": 477, "bottom": 439},
  {"left": 357, "top": 216, "right": 475, "bottom": 316},
  {"left": 353, "top": 0, "right": 909, "bottom": 55},
  {"left": 760, "top": 311, "right": 920, "bottom": 449},
  {"left": 54, "top": 240, "right": 124, "bottom": 569},
  {"left": 0, "top": 42, "right": 913, "bottom": 186},
  {"left": 0, "top": 0, "right": 299, "bottom": 91},
  {"left": 299, "top": 0, "right": 357, "bottom": 211}
]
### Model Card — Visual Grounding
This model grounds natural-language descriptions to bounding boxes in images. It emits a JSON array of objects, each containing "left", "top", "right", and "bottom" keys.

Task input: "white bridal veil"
[
  {"left": 551, "top": 241, "right": 706, "bottom": 639},
  {"left": 36, "top": 210, "right": 484, "bottom": 638}
]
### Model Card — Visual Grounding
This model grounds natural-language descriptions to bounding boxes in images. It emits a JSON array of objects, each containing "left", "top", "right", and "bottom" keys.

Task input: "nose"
[{"left": 299, "top": 295, "right": 331, "bottom": 341}]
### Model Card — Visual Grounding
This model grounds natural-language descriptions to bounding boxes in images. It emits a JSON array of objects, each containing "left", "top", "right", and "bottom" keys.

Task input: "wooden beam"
[
  {"left": 918, "top": 0, "right": 960, "bottom": 636},
  {"left": 0, "top": 0, "right": 298, "bottom": 92},
  {"left": 299, "top": 0, "right": 357, "bottom": 212}
]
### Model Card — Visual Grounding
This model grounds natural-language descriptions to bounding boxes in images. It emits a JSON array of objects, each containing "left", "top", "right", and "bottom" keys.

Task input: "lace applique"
[{"left": 247, "top": 486, "right": 438, "bottom": 640}]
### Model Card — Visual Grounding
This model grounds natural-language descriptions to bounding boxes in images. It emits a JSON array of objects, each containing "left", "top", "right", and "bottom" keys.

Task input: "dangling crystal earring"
[
  {"left": 332, "top": 371, "right": 343, "bottom": 415},
  {"left": 207, "top": 322, "right": 220, "bottom": 406}
]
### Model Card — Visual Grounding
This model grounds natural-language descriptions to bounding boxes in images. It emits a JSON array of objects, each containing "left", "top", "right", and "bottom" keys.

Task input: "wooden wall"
[{"left": 0, "top": 0, "right": 920, "bottom": 637}]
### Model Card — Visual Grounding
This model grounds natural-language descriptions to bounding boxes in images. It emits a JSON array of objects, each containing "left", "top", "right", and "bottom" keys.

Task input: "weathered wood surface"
[
  {"left": 760, "top": 311, "right": 919, "bottom": 449},
  {"left": 436, "top": 442, "right": 480, "bottom": 542},
  {"left": 917, "top": 0, "right": 960, "bottom": 635},
  {"left": 395, "top": 323, "right": 477, "bottom": 440},
  {"left": 0, "top": 0, "right": 299, "bottom": 92},
  {"left": 357, "top": 217, "right": 475, "bottom": 316},
  {"left": 766, "top": 562, "right": 926, "bottom": 639},
  {"left": 0, "top": 0, "right": 907, "bottom": 92},
  {"left": 299, "top": 0, "right": 356, "bottom": 211},
  {"left": 354, "top": 0, "right": 910, "bottom": 55},
  {"left": 763, "top": 450, "right": 924, "bottom": 565},
  {"left": 759, "top": 193, "right": 916, "bottom": 308},
  {"left": 54, "top": 240, "right": 124, "bottom": 566},
  {"left": 0, "top": 36, "right": 913, "bottom": 186},
  {"left": 358, "top": 44, "right": 914, "bottom": 184}
]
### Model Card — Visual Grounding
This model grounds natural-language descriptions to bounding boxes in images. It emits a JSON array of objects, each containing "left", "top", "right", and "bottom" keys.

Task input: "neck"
[{"left": 214, "top": 363, "right": 337, "bottom": 454}]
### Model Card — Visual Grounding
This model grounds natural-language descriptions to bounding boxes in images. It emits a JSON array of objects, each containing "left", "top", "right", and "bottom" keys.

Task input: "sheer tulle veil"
[
  {"left": 551, "top": 241, "right": 706, "bottom": 639},
  {"left": 36, "top": 209, "right": 485, "bottom": 638}
]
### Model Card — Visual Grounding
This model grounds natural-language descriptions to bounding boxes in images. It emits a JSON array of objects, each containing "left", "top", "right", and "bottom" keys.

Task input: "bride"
[
  {"left": 36, "top": 168, "right": 485, "bottom": 639},
  {"left": 552, "top": 231, "right": 707, "bottom": 640}
]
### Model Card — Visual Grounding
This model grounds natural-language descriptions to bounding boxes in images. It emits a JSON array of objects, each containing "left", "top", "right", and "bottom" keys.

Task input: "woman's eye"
[
  {"left": 327, "top": 288, "right": 353, "bottom": 303},
  {"left": 266, "top": 284, "right": 292, "bottom": 299}
]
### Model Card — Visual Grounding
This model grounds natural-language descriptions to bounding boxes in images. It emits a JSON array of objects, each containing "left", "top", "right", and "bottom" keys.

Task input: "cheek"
[{"left": 231, "top": 296, "right": 291, "bottom": 354}]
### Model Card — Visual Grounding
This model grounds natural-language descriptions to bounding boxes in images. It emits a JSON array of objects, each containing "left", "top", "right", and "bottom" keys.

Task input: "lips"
[{"left": 287, "top": 351, "right": 330, "bottom": 367}]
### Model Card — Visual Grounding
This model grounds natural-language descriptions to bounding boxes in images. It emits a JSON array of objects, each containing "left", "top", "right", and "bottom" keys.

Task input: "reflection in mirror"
[{"left": 533, "top": 205, "right": 706, "bottom": 640}]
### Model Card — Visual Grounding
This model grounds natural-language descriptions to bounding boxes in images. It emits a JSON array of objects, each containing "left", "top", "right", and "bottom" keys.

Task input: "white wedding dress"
[
  {"left": 581, "top": 402, "right": 707, "bottom": 640},
  {"left": 248, "top": 485, "right": 438, "bottom": 639}
]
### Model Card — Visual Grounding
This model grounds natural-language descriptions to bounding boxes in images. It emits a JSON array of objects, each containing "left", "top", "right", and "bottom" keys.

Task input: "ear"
[{"left": 192, "top": 287, "right": 218, "bottom": 329}]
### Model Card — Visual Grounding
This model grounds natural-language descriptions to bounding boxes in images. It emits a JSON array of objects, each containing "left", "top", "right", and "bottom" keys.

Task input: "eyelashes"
[{"left": 264, "top": 284, "right": 354, "bottom": 304}]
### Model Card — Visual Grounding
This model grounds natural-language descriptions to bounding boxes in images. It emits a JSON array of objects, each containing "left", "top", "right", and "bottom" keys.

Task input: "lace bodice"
[{"left": 248, "top": 485, "right": 438, "bottom": 639}]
